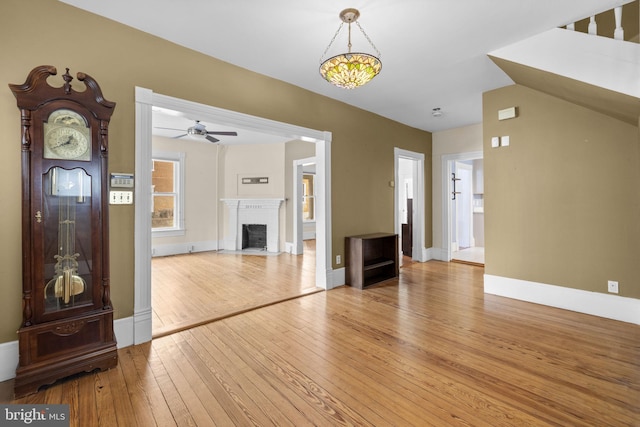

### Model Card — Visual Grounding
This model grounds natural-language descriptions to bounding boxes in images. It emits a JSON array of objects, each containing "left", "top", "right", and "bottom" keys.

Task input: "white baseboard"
[
  {"left": 133, "top": 310, "right": 153, "bottom": 345},
  {"left": 0, "top": 340, "right": 18, "bottom": 382},
  {"left": 422, "top": 247, "right": 437, "bottom": 262},
  {"left": 152, "top": 240, "right": 218, "bottom": 257},
  {"left": 332, "top": 267, "right": 345, "bottom": 289},
  {"left": 485, "top": 274, "right": 640, "bottom": 325},
  {"left": 426, "top": 247, "right": 447, "bottom": 261},
  {"left": 114, "top": 316, "right": 135, "bottom": 348},
  {"left": 0, "top": 316, "right": 136, "bottom": 382}
]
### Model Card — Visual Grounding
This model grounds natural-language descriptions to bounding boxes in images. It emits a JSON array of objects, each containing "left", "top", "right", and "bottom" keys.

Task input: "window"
[
  {"left": 302, "top": 173, "right": 315, "bottom": 222},
  {"left": 152, "top": 152, "right": 185, "bottom": 236}
]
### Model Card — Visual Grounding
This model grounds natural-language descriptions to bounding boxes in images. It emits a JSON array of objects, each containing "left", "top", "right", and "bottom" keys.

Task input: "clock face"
[{"left": 44, "top": 109, "right": 91, "bottom": 160}]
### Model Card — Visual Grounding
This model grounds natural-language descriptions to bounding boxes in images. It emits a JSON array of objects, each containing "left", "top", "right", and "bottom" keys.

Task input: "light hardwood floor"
[
  {"left": 152, "top": 241, "right": 319, "bottom": 337},
  {"left": 1, "top": 260, "right": 639, "bottom": 426}
]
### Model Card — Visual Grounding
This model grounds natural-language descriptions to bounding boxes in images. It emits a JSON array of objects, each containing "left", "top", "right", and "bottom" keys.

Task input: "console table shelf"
[{"left": 346, "top": 233, "right": 399, "bottom": 289}]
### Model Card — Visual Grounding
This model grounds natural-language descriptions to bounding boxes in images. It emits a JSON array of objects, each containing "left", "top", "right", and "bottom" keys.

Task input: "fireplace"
[{"left": 221, "top": 198, "right": 284, "bottom": 253}]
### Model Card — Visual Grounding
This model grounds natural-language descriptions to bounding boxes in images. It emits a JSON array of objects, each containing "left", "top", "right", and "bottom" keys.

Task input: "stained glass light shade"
[{"left": 319, "top": 52, "right": 382, "bottom": 89}]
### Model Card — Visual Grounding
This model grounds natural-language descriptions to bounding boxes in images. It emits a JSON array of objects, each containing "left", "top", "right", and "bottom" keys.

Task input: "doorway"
[
  {"left": 394, "top": 148, "right": 426, "bottom": 264},
  {"left": 292, "top": 157, "right": 316, "bottom": 255},
  {"left": 133, "top": 87, "right": 332, "bottom": 344},
  {"left": 442, "top": 152, "right": 484, "bottom": 265}
]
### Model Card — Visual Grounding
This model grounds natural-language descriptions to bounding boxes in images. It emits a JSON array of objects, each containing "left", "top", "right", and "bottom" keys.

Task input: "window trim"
[{"left": 152, "top": 151, "right": 185, "bottom": 237}]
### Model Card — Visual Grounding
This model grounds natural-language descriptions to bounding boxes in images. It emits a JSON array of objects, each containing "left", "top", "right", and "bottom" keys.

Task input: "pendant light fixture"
[{"left": 319, "top": 8, "right": 382, "bottom": 89}]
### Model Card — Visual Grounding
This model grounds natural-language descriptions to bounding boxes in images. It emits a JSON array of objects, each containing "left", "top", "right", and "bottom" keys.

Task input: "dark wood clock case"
[{"left": 9, "top": 65, "right": 118, "bottom": 397}]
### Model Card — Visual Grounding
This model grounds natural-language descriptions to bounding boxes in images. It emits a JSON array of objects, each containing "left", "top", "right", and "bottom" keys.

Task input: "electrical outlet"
[
  {"left": 607, "top": 280, "right": 619, "bottom": 294},
  {"left": 336, "top": 255, "right": 341, "bottom": 264}
]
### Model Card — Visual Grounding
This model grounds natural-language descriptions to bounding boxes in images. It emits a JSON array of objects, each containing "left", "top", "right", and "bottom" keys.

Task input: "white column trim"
[{"left": 134, "top": 87, "right": 154, "bottom": 345}]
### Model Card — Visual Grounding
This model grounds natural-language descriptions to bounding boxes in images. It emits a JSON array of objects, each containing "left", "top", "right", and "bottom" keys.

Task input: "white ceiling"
[{"left": 61, "top": 0, "right": 624, "bottom": 138}]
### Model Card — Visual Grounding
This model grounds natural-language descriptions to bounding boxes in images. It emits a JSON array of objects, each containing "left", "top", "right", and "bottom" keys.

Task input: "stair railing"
[{"left": 565, "top": 1, "right": 638, "bottom": 42}]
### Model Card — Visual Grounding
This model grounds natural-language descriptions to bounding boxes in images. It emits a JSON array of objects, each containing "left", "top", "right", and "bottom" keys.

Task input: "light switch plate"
[
  {"left": 501, "top": 135, "right": 510, "bottom": 147},
  {"left": 110, "top": 191, "right": 133, "bottom": 205},
  {"left": 491, "top": 137, "right": 500, "bottom": 148}
]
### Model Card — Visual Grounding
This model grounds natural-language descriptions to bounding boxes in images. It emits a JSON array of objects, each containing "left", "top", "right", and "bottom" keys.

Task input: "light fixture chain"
[
  {"left": 320, "top": 22, "right": 344, "bottom": 63},
  {"left": 355, "top": 21, "right": 381, "bottom": 58}
]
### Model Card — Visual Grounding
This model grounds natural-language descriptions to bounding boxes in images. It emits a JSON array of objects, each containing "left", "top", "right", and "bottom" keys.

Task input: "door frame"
[
  {"left": 133, "top": 87, "right": 332, "bottom": 344},
  {"left": 394, "top": 148, "right": 426, "bottom": 262},
  {"left": 442, "top": 151, "right": 482, "bottom": 262}
]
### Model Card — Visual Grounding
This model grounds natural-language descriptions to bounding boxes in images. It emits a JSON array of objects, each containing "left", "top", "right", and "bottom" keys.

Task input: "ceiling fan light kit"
[{"left": 319, "top": 8, "right": 382, "bottom": 89}]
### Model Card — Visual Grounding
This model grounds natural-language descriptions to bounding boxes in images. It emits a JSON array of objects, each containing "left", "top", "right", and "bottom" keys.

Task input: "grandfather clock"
[{"left": 9, "top": 65, "right": 118, "bottom": 397}]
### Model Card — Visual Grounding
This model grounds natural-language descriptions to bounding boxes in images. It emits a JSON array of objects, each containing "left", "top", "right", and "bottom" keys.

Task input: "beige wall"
[
  {"left": 152, "top": 136, "right": 220, "bottom": 248},
  {"left": 222, "top": 144, "right": 285, "bottom": 199},
  {"left": 483, "top": 84, "right": 640, "bottom": 299},
  {"left": 0, "top": 0, "right": 432, "bottom": 343}
]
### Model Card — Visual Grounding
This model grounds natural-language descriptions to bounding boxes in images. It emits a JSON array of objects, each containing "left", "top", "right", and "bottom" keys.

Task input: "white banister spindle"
[
  {"left": 588, "top": 16, "right": 597, "bottom": 35},
  {"left": 614, "top": 6, "right": 624, "bottom": 40},
  {"left": 566, "top": 23, "right": 575, "bottom": 31}
]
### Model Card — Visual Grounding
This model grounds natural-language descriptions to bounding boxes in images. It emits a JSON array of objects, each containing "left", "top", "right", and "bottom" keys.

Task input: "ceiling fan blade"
[
  {"left": 205, "top": 135, "right": 220, "bottom": 143},
  {"left": 172, "top": 134, "right": 188, "bottom": 139},
  {"left": 206, "top": 131, "right": 238, "bottom": 136},
  {"left": 154, "top": 127, "right": 185, "bottom": 131}
]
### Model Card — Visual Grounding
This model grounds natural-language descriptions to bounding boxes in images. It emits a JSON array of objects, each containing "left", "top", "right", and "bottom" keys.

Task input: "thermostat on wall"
[
  {"left": 110, "top": 173, "right": 134, "bottom": 188},
  {"left": 498, "top": 107, "right": 517, "bottom": 121}
]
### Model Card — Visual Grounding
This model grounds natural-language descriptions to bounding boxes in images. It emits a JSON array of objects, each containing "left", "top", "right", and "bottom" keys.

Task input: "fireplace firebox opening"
[{"left": 242, "top": 224, "right": 267, "bottom": 250}]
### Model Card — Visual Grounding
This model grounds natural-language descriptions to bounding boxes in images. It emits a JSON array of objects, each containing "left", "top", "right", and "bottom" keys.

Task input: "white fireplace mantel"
[{"left": 221, "top": 198, "right": 284, "bottom": 252}]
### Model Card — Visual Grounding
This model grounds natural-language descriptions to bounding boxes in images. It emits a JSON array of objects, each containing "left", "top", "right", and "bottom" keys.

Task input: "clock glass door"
[{"left": 42, "top": 167, "right": 93, "bottom": 313}]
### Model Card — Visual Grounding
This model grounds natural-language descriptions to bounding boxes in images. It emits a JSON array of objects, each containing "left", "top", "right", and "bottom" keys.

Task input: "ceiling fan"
[{"left": 155, "top": 120, "right": 238, "bottom": 143}]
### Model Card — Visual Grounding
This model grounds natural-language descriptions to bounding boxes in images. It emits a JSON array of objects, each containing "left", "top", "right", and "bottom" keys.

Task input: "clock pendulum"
[{"left": 44, "top": 168, "right": 87, "bottom": 307}]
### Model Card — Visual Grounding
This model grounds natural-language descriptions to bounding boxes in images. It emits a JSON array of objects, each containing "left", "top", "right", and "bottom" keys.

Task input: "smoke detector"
[{"left": 432, "top": 107, "right": 443, "bottom": 117}]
